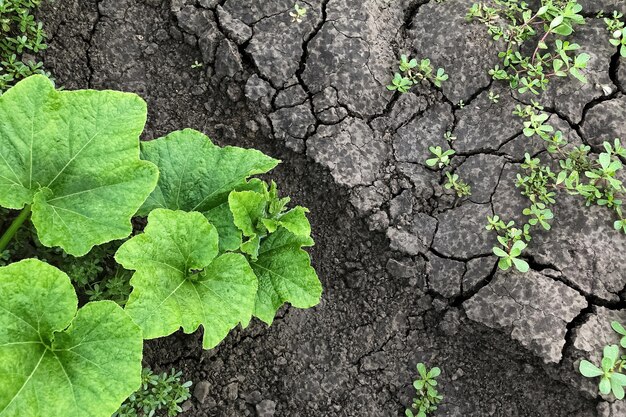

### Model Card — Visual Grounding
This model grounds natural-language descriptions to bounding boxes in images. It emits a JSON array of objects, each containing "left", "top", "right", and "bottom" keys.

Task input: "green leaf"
[
  {"left": 428, "top": 367, "right": 441, "bottom": 378},
  {"left": 277, "top": 206, "right": 312, "bottom": 237},
  {"left": 553, "top": 23, "right": 573, "bottom": 36},
  {"left": 138, "top": 129, "right": 279, "bottom": 245},
  {"left": 498, "top": 257, "right": 512, "bottom": 270},
  {"left": 229, "top": 191, "right": 267, "bottom": 238},
  {"left": 511, "top": 240, "right": 527, "bottom": 253},
  {"left": 550, "top": 15, "right": 564, "bottom": 30},
  {"left": 493, "top": 247, "right": 508, "bottom": 258},
  {"left": 250, "top": 227, "right": 320, "bottom": 324},
  {"left": 605, "top": 344, "right": 620, "bottom": 364},
  {"left": 116, "top": 209, "right": 258, "bottom": 349},
  {"left": 612, "top": 372, "right": 626, "bottom": 386},
  {"left": 512, "top": 258, "right": 529, "bottom": 273},
  {"left": 0, "top": 75, "right": 159, "bottom": 256},
  {"left": 0, "top": 259, "right": 142, "bottom": 417},
  {"left": 600, "top": 377, "right": 612, "bottom": 395},
  {"left": 417, "top": 363, "right": 427, "bottom": 378},
  {"left": 579, "top": 360, "right": 604, "bottom": 378},
  {"left": 612, "top": 378, "right": 626, "bottom": 399},
  {"left": 569, "top": 67, "right": 587, "bottom": 84},
  {"left": 204, "top": 202, "right": 242, "bottom": 252},
  {"left": 612, "top": 321, "right": 626, "bottom": 336}
]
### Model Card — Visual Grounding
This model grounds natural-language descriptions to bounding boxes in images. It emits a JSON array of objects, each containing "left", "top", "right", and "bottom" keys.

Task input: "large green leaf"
[
  {"left": 250, "top": 227, "right": 321, "bottom": 324},
  {"left": 115, "top": 209, "right": 258, "bottom": 349},
  {"left": 0, "top": 259, "right": 143, "bottom": 417},
  {"left": 0, "top": 75, "right": 159, "bottom": 256},
  {"left": 138, "top": 130, "right": 279, "bottom": 244}
]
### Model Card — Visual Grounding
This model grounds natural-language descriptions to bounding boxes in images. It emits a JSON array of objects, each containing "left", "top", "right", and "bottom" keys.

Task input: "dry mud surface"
[{"left": 40, "top": 0, "right": 626, "bottom": 416}]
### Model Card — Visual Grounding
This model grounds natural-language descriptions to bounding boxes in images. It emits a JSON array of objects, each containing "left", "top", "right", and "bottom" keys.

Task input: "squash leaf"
[
  {"left": 115, "top": 209, "right": 258, "bottom": 349},
  {"left": 229, "top": 180, "right": 311, "bottom": 259},
  {"left": 250, "top": 227, "right": 321, "bottom": 324},
  {"left": 0, "top": 259, "right": 143, "bottom": 417},
  {"left": 0, "top": 75, "right": 159, "bottom": 256},
  {"left": 138, "top": 129, "right": 279, "bottom": 251}
]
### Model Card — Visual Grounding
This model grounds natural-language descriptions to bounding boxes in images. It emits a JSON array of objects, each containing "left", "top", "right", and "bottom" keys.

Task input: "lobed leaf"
[
  {"left": 116, "top": 209, "right": 258, "bottom": 349},
  {"left": 0, "top": 75, "right": 159, "bottom": 256},
  {"left": 0, "top": 259, "right": 142, "bottom": 417},
  {"left": 250, "top": 227, "right": 320, "bottom": 324},
  {"left": 138, "top": 129, "right": 279, "bottom": 251}
]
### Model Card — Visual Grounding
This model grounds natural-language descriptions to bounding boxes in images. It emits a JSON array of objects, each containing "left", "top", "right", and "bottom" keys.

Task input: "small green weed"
[
  {"left": 580, "top": 322, "right": 626, "bottom": 400},
  {"left": 290, "top": 4, "right": 307, "bottom": 23},
  {"left": 488, "top": 91, "right": 500, "bottom": 103},
  {"left": 114, "top": 368, "right": 192, "bottom": 417},
  {"left": 467, "top": 1, "right": 589, "bottom": 94},
  {"left": 445, "top": 172, "right": 472, "bottom": 197},
  {"left": 426, "top": 146, "right": 455, "bottom": 169},
  {"left": 387, "top": 54, "right": 448, "bottom": 93},
  {"left": 405, "top": 363, "right": 443, "bottom": 417},
  {"left": 443, "top": 131, "right": 456, "bottom": 143}
]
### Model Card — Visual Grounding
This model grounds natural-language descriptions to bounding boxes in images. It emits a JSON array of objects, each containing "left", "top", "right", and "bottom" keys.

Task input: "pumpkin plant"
[{"left": 0, "top": 76, "right": 322, "bottom": 416}]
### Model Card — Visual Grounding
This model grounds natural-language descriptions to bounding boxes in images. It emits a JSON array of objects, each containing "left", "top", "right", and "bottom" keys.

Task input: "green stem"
[{"left": 0, "top": 205, "right": 31, "bottom": 253}]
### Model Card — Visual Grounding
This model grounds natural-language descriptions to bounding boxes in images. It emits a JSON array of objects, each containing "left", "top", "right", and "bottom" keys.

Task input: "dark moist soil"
[{"left": 38, "top": 0, "right": 600, "bottom": 416}]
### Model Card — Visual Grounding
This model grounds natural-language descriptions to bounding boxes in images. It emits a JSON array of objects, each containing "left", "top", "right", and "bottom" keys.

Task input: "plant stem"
[
  {"left": 531, "top": 30, "right": 552, "bottom": 64},
  {"left": 0, "top": 205, "right": 31, "bottom": 253}
]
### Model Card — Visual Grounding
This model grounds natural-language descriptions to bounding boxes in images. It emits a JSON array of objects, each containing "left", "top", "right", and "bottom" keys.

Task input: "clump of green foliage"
[
  {"left": 445, "top": 172, "right": 472, "bottom": 197},
  {"left": 387, "top": 54, "right": 448, "bottom": 93},
  {"left": 580, "top": 321, "right": 626, "bottom": 399},
  {"left": 114, "top": 368, "right": 192, "bottom": 417},
  {"left": 467, "top": 0, "right": 589, "bottom": 94},
  {"left": 603, "top": 11, "right": 626, "bottom": 56},
  {"left": 426, "top": 146, "right": 455, "bottom": 169},
  {"left": 488, "top": 103, "right": 626, "bottom": 272},
  {"left": 0, "top": 75, "right": 322, "bottom": 416},
  {"left": 405, "top": 363, "right": 443, "bottom": 417},
  {"left": 0, "top": 0, "right": 49, "bottom": 92}
]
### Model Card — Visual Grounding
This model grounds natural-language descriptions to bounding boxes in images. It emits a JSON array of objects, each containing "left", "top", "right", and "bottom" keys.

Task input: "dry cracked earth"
[{"left": 39, "top": 0, "right": 626, "bottom": 416}]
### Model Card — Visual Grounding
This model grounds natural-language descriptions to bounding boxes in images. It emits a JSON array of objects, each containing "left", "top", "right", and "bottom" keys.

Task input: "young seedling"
[
  {"left": 604, "top": 11, "right": 625, "bottom": 33},
  {"left": 387, "top": 72, "right": 413, "bottom": 93},
  {"left": 191, "top": 60, "right": 203, "bottom": 69},
  {"left": 290, "top": 4, "right": 307, "bottom": 23},
  {"left": 443, "top": 131, "right": 456, "bottom": 143},
  {"left": 387, "top": 54, "right": 448, "bottom": 93},
  {"left": 426, "top": 146, "right": 455, "bottom": 169},
  {"left": 493, "top": 240, "right": 530, "bottom": 273},
  {"left": 445, "top": 172, "right": 472, "bottom": 197},
  {"left": 406, "top": 363, "right": 443, "bottom": 417},
  {"left": 610, "top": 28, "right": 626, "bottom": 57},
  {"left": 488, "top": 91, "right": 500, "bottom": 103},
  {"left": 580, "top": 345, "right": 626, "bottom": 399}
]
